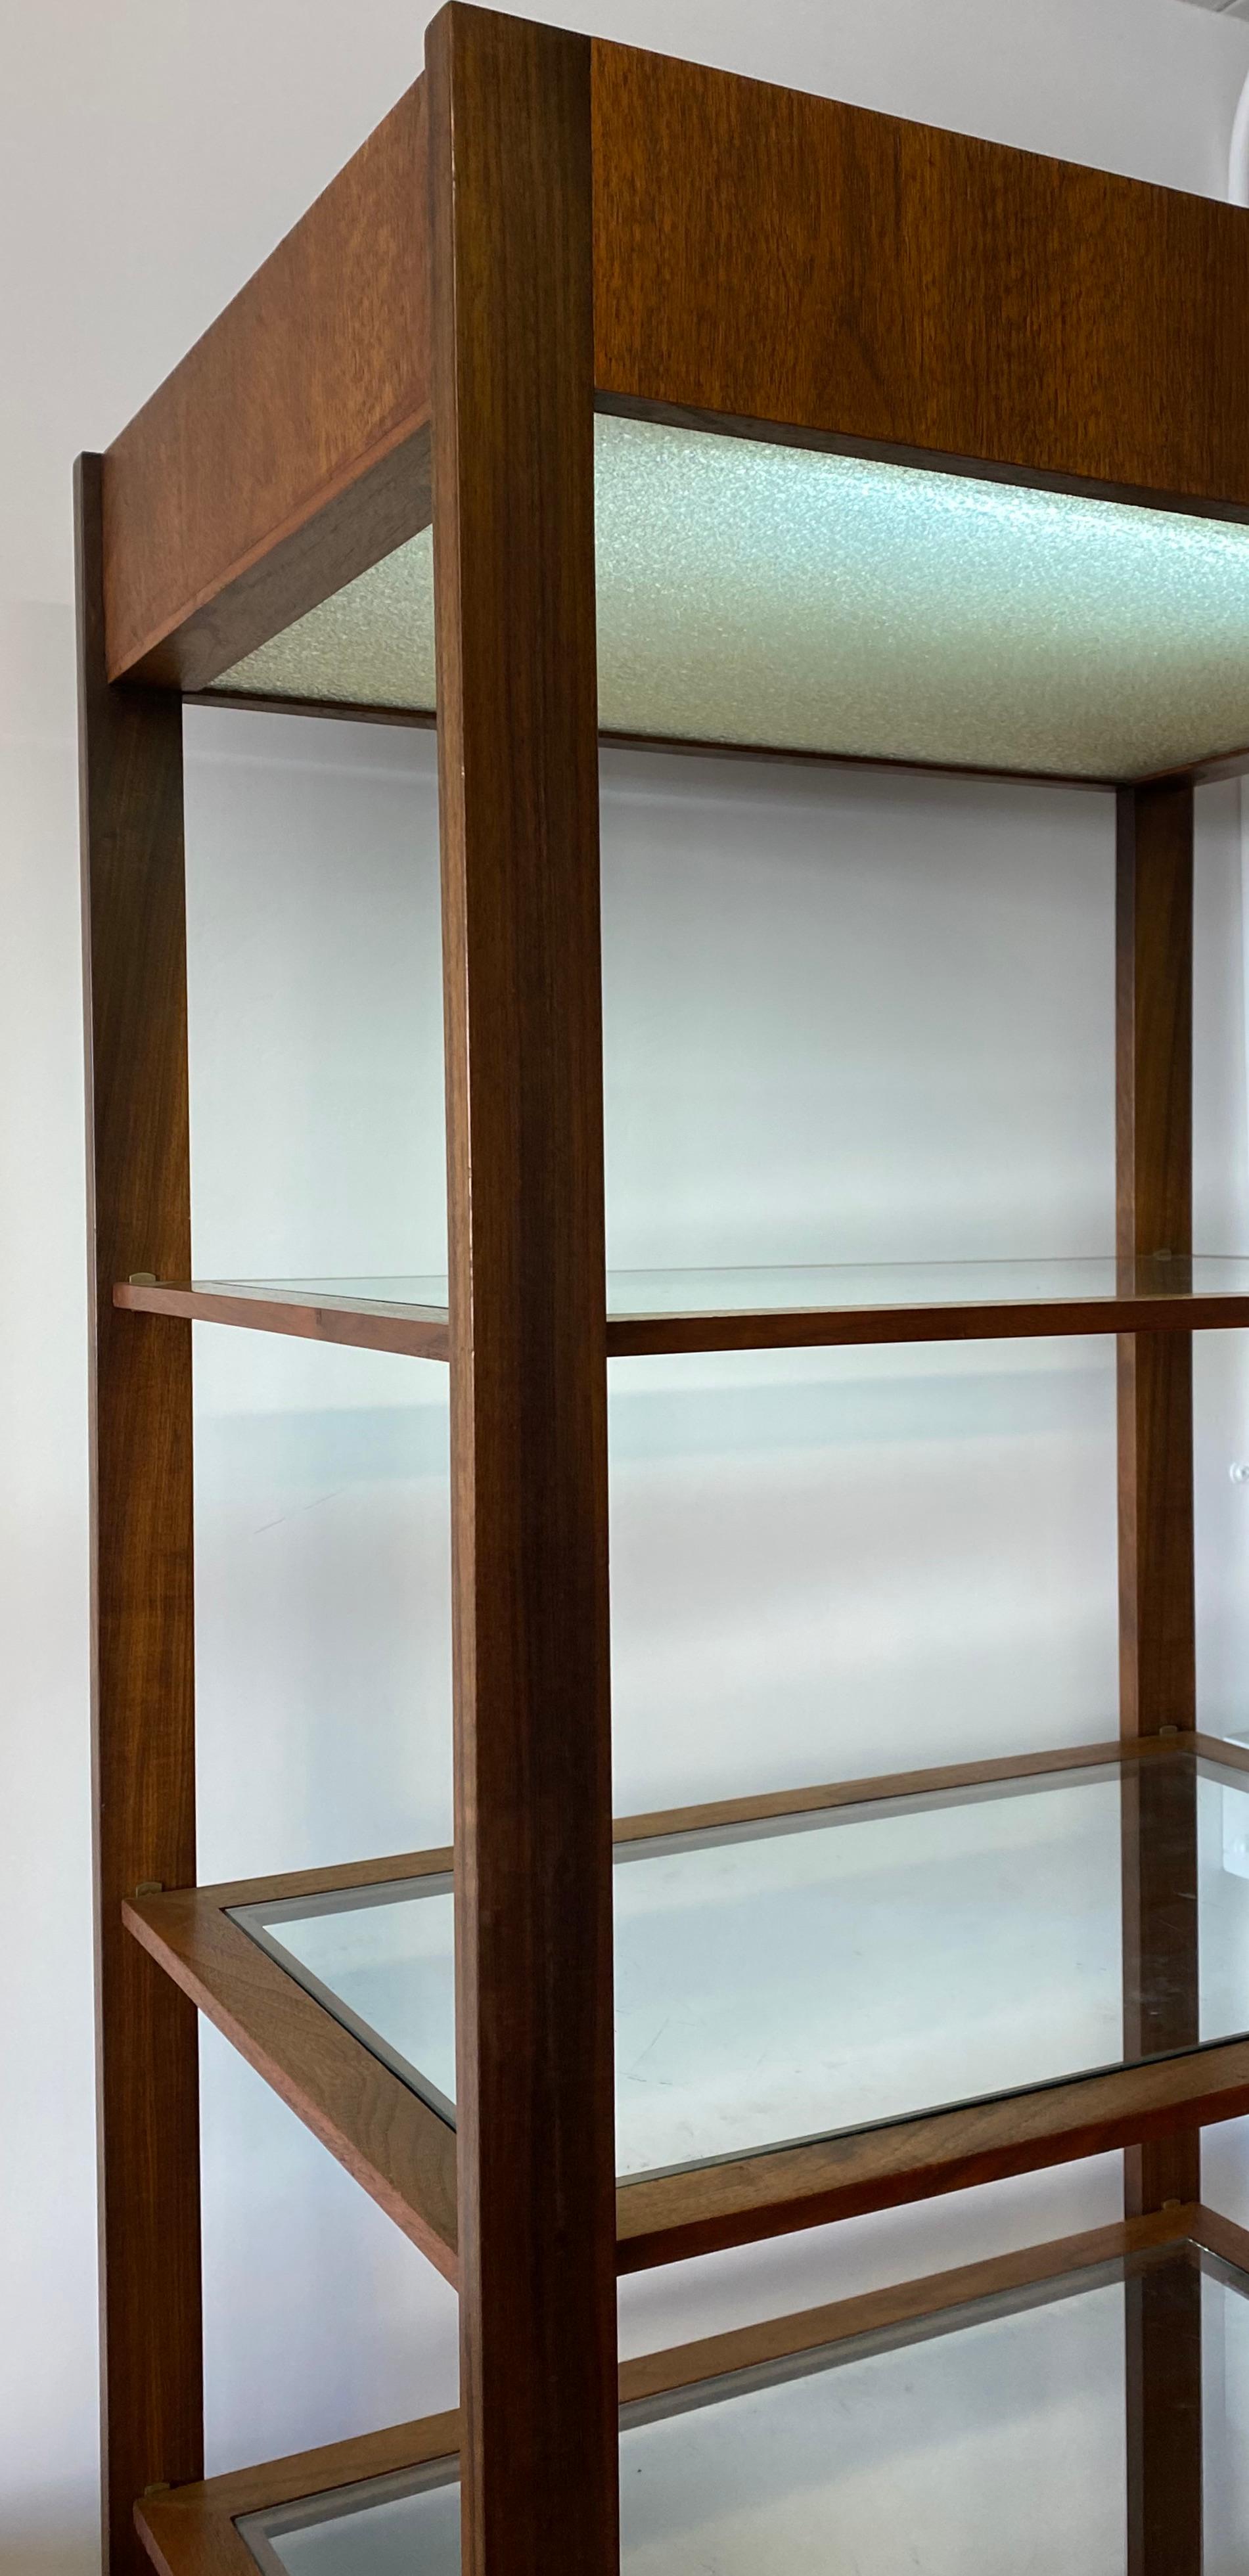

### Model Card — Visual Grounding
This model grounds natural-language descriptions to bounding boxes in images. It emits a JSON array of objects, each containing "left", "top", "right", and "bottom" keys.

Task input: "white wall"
[{"left": 4, "top": 3, "right": 1249, "bottom": 2569}]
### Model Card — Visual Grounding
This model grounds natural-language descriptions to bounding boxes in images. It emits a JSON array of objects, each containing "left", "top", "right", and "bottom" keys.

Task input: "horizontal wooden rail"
[{"left": 116, "top": 1270, "right": 1249, "bottom": 1361}]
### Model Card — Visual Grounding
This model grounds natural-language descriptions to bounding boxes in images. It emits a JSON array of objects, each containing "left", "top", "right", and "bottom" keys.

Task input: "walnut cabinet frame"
[{"left": 76, "top": 10, "right": 1249, "bottom": 2573}]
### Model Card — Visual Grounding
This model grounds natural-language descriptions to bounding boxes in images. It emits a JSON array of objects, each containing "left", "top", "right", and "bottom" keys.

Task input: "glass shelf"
[
  {"left": 223, "top": 2228, "right": 1246, "bottom": 2575},
  {"left": 116, "top": 1252, "right": 1249, "bottom": 1360},
  {"left": 126, "top": 1739, "right": 1249, "bottom": 2268},
  {"left": 231, "top": 1746, "right": 1249, "bottom": 2184},
  {"left": 210, "top": 416, "right": 1249, "bottom": 782}
]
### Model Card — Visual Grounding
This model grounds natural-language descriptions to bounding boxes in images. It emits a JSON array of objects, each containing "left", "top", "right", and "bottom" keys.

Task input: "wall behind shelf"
[{"left": 4, "top": 1, "right": 1249, "bottom": 2569}]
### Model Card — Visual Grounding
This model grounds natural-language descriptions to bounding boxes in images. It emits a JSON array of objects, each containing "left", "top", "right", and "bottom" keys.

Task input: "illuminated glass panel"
[{"left": 214, "top": 416, "right": 1249, "bottom": 778}]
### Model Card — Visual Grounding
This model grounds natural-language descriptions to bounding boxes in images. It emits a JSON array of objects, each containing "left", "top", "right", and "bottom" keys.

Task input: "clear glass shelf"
[
  {"left": 232, "top": 1750, "right": 1249, "bottom": 2181},
  {"left": 122, "top": 1253, "right": 1249, "bottom": 1356},
  {"left": 237, "top": 2241, "right": 1248, "bottom": 2574},
  {"left": 204, "top": 1255, "right": 1249, "bottom": 1316}
]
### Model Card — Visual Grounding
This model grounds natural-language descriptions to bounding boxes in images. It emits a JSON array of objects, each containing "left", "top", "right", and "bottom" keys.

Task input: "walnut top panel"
[{"left": 591, "top": 39, "right": 1249, "bottom": 512}]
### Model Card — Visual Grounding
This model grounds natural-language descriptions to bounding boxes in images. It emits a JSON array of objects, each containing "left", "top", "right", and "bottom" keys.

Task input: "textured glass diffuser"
[{"left": 215, "top": 415, "right": 1249, "bottom": 779}]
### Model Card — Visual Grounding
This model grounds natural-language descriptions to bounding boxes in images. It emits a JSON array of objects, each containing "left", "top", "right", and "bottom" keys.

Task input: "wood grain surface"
[
  {"left": 124, "top": 1890, "right": 458, "bottom": 2278},
  {"left": 132, "top": 1729, "right": 1203, "bottom": 1912},
  {"left": 193, "top": 689, "right": 1122, "bottom": 785},
  {"left": 1125, "top": 2246, "right": 1202, "bottom": 2576},
  {"left": 618, "top": 2205, "right": 1200, "bottom": 2403},
  {"left": 613, "top": 2043, "right": 1249, "bottom": 2270},
  {"left": 103, "top": 87, "right": 431, "bottom": 689},
  {"left": 103, "top": 37, "right": 1249, "bottom": 736},
  {"left": 114, "top": 1267, "right": 1249, "bottom": 1363},
  {"left": 78, "top": 455, "right": 203, "bottom": 2571},
  {"left": 114, "top": 1278, "right": 450, "bottom": 1362},
  {"left": 592, "top": 41, "right": 1249, "bottom": 513},
  {"left": 188, "top": 690, "right": 1249, "bottom": 796},
  {"left": 427, "top": 9, "right": 618, "bottom": 2573},
  {"left": 1116, "top": 780, "right": 1198, "bottom": 2216},
  {"left": 137, "top": 2407, "right": 460, "bottom": 2576},
  {"left": 134, "top": 2205, "right": 1210, "bottom": 2576}
]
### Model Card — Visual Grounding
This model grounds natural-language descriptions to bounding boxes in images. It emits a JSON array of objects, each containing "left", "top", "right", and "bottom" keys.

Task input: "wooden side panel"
[
  {"left": 77, "top": 455, "right": 202, "bottom": 2570},
  {"left": 1116, "top": 781, "right": 1198, "bottom": 2219},
  {"left": 426, "top": 10, "right": 618, "bottom": 2576},
  {"left": 103, "top": 85, "right": 431, "bottom": 689},
  {"left": 591, "top": 41, "right": 1249, "bottom": 511}
]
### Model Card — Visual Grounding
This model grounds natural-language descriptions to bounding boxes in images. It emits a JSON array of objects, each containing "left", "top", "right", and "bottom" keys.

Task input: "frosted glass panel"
[
  {"left": 237, "top": 2253, "right": 1249, "bottom": 2575},
  {"left": 233, "top": 1755, "right": 1249, "bottom": 2177},
  {"left": 213, "top": 417, "right": 1249, "bottom": 779}
]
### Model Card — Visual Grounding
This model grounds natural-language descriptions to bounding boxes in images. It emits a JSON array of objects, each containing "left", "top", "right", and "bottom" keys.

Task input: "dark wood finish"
[
  {"left": 1189, "top": 2202, "right": 1249, "bottom": 2270},
  {"left": 614, "top": 2044, "right": 1249, "bottom": 2269},
  {"left": 1116, "top": 784, "right": 1194, "bottom": 1284},
  {"left": 1122, "top": 1753, "right": 1200, "bottom": 2215},
  {"left": 78, "top": 455, "right": 202, "bottom": 2571},
  {"left": 148, "top": 1842, "right": 454, "bottom": 1916},
  {"left": 180, "top": 688, "right": 1249, "bottom": 794},
  {"left": 124, "top": 1889, "right": 458, "bottom": 2279},
  {"left": 139, "top": 2408, "right": 460, "bottom": 2576},
  {"left": 1145, "top": 741, "right": 1249, "bottom": 790},
  {"left": 426, "top": 11, "right": 618, "bottom": 2575},
  {"left": 114, "top": 1264, "right": 1249, "bottom": 1363},
  {"left": 103, "top": 87, "right": 430, "bottom": 689},
  {"left": 106, "top": 37, "right": 1249, "bottom": 744},
  {"left": 126, "top": 1737, "right": 1249, "bottom": 2278},
  {"left": 114, "top": 1278, "right": 449, "bottom": 1362},
  {"left": 129, "top": 1731, "right": 1196, "bottom": 1916},
  {"left": 1194, "top": 1730, "right": 1249, "bottom": 1773},
  {"left": 1125, "top": 2249, "right": 1202, "bottom": 2576},
  {"left": 620, "top": 2206, "right": 1198, "bottom": 2401},
  {"left": 188, "top": 690, "right": 440, "bottom": 733},
  {"left": 1116, "top": 780, "right": 1198, "bottom": 2215},
  {"left": 189, "top": 685, "right": 1118, "bottom": 792},
  {"left": 134, "top": 2206, "right": 1204, "bottom": 2576},
  {"left": 618, "top": 1732, "right": 1171, "bottom": 1842},
  {"left": 605, "top": 1277, "right": 1249, "bottom": 1354},
  {"left": 591, "top": 42, "right": 1249, "bottom": 514}
]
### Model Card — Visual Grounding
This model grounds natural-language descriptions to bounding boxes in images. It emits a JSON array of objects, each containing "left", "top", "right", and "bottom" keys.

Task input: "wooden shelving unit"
[{"left": 77, "top": 8, "right": 1249, "bottom": 2571}]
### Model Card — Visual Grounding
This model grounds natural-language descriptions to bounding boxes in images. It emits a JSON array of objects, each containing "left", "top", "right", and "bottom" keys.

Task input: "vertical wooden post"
[
  {"left": 1116, "top": 776, "right": 1198, "bottom": 2203},
  {"left": 1116, "top": 779, "right": 1200, "bottom": 2576},
  {"left": 76, "top": 455, "right": 202, "bottom": 2569},
  {"left": 1124, "top": 2251, "right": 1204, "bottom": 2576},
  {"left": 426, "top": 14, "right": 618, "bottom": 2576}
]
